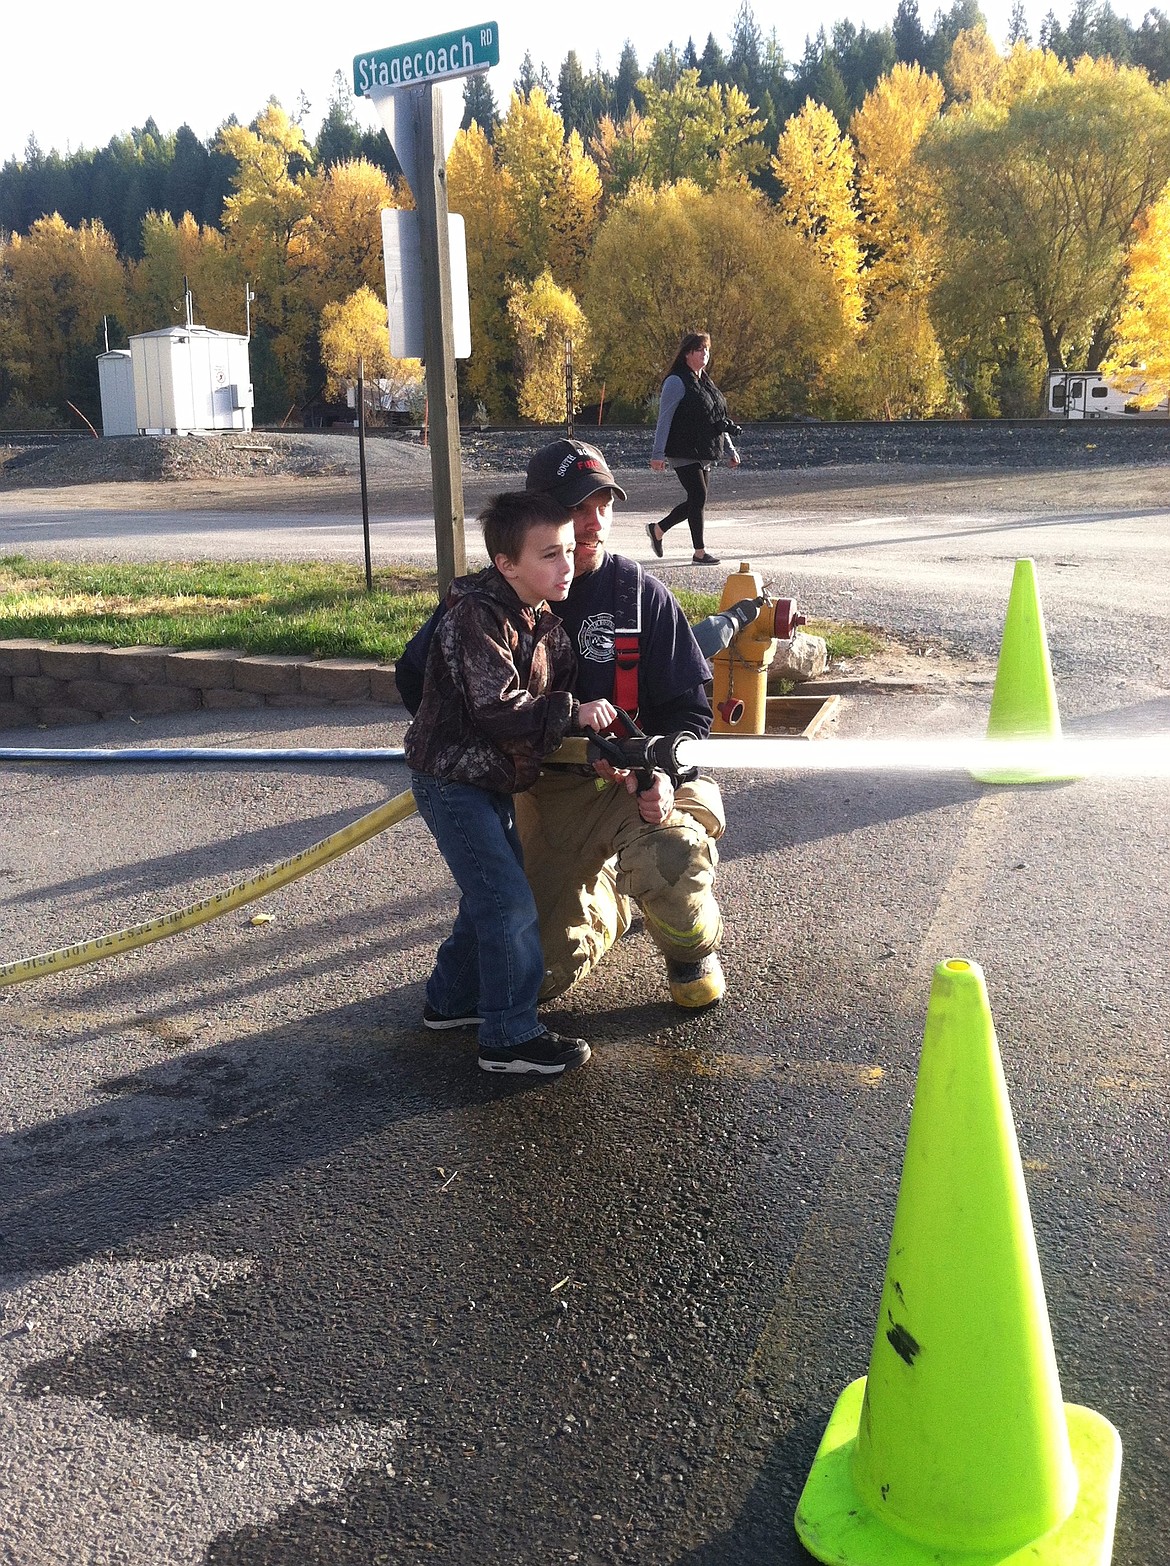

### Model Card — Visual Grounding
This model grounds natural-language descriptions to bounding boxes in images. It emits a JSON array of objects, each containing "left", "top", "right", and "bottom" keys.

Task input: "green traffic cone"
[
  {"left": 973, "top": 558, "right": 1075, "bottom": 784},
  {"left": 794, "top": 959, "right": 1122, "bottom": 1566}
]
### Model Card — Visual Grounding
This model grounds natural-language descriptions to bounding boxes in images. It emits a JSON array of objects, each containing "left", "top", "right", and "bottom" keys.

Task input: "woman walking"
[{"left": 648, "top": 332, "right": 740, "bottom": 565}]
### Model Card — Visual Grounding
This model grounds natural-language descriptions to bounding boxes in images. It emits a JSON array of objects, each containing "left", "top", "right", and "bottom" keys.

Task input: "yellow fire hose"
[{"left": 0, "top": 788, "right": 418, "bottom": 991}]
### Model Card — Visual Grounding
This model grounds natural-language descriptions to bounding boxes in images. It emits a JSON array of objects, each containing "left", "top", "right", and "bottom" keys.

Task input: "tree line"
[{"left": 3, "top": 0, "right": 1170, "bottom": 429}]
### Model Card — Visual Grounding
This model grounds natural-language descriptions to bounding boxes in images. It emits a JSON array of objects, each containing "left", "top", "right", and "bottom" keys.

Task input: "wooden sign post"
[{"left": 355, "top": 23, "right": 499, "bottom": 593}]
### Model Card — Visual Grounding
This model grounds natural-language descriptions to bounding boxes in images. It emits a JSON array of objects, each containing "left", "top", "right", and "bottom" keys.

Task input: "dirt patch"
[{"left": 821, "top": 629, "right": 995, "bottom": 691}]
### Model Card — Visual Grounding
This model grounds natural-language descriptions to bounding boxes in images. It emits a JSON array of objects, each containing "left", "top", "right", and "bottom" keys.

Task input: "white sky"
[{"left": 1, "top": 0, "right": 1157, "bottom": 167}]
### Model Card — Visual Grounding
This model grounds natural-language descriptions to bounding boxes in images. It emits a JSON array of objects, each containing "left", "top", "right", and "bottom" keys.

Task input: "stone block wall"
[{"left": 0, "top": 640, "right": 405, "bottom": 729}]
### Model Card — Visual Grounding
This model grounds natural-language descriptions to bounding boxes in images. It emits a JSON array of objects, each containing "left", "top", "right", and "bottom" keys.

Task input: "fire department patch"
[{"left": 578, "top": 612, "right": 615, "bottom": 664}]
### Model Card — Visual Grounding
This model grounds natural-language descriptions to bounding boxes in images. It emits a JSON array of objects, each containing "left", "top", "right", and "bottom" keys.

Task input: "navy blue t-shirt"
[
  {"left": 397, "top": 552, "right": 713, "bottom": 739},
  {"left": 557, "top": 554, "right": 712, "bottom": 737}
]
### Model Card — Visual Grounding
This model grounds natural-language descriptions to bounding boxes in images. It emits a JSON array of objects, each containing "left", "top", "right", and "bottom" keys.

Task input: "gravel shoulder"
[{"left": 4, "top": 423, "right": 1170, "bottom": 521}]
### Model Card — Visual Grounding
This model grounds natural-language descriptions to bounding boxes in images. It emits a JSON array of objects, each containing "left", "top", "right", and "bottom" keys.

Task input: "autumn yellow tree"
[
  {"left": 319, "top": 285, "right": 423, "bottom": 411},
  {"left": 847, "top": 62, "right": 949, "bottom": 415},
  {"left": 946, "top": 26, "right": 1003, "bottom": 106},
  {"left": 923, "top": 55, "right": 1170, "bottom": 376},
  {"left": 851, "top": 63, "right": 944, "bottom": 302},
  {"left": 218, "top": 101, "right": 314, "bottom": 407},
  {"left": 494, "top": 89, "right": 602, "bottom": 290},
  {"left": 296, "top": 158, "right": 401, "bottom": 314},
  {"left": 838, "top": 293, "right": 953, "bottom": 417},
  {"left": 447, "top": 120, "right": 519, "bottom": 419},
  {"left": 583, "top": 181, "right": 848, "bottom": 418},
  {"left": 0, "top": 214, "right": 126, "bottom": 412},
  {"left": 589, "top": 109, "right": 652, "bottom": 206},
  {"left": 1103, "top": 181, "right": 1170, "bottom": 403},
  {"left": 128, "top": 211, "right": 244, "bottom": 336},
  {"left": 507, "top": 270, "right": 592, "bottom": 423},
  {"left": 991, "top": 38, "right": 1067, "bottom": 104},
  {"left": 638, "top": 71, "right": 767, "bottom": 190},
  {"left": 773, "top": 101, "right": 864, "bottom": 334}
]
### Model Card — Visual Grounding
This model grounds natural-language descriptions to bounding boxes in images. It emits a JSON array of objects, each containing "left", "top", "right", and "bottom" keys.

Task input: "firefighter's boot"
[{"left": 666, "top": 952, "right": 725, "bottom": 1009}]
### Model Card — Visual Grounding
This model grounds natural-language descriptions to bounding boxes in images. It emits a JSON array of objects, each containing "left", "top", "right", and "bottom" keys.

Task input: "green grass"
[
  {"left": 0, "top": 558, "right": 885, "bottom": 664},
  {"left": 804, "top": 617, "right": 884, "bottom": 661},
  {"left": 0, "top": 557, "right": 439, "bottom": 661}
]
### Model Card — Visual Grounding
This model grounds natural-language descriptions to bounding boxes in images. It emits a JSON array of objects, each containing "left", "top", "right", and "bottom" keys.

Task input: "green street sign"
[{"left": 354, "top": 22, "right": 499, "bottom": 95}]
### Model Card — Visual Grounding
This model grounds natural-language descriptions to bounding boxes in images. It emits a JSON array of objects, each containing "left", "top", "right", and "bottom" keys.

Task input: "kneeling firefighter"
[{"left": 397, "top": 438, "right": 726, "bottom": 1010}]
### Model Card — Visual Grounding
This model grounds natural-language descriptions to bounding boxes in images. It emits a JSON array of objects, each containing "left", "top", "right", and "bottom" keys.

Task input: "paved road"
[{"left": 0, "top": 470, "right": 1167, "bottom": 1563}]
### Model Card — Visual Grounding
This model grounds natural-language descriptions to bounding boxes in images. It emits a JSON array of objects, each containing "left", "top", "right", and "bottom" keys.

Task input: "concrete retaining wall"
[{"left": 0, "top": 641, "right": 404, "bottom": 729}]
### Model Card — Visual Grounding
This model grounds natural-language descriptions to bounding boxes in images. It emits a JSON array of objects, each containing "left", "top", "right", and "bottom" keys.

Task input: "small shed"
[
  {"left": 129, "top": 325, "right": 254, "bottom": 435},
  {"left": 97, "top": 349, "right": 136, "bottom": 437}
]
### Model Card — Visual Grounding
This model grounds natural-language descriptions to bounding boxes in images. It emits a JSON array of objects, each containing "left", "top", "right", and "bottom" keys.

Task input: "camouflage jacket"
[{"left": 403, "top": 567, "right": 578, "bottom": 793}]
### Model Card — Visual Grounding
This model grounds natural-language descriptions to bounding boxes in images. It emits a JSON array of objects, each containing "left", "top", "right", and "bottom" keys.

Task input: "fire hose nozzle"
[{"left": 585, "top": 726, "right": 697, "bottom": 788}]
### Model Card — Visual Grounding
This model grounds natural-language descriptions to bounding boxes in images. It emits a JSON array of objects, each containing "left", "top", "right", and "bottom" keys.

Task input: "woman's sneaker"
[{"left": 478, "top": 1030, "right": 591, "bottom": 1075}]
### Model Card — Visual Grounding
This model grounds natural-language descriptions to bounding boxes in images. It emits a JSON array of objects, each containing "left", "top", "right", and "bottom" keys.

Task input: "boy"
[{"left": 404, "top": 491, "right": 617, "bottom": 1075}]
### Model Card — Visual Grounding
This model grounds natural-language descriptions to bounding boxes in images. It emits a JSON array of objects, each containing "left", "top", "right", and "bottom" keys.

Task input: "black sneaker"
[
  {"left": 646, "top": 522, "right": 664, "bottom": 558},
  {"left": 478, "top": 1030, "right": 591, "bottom": 1075},
  {"left": 423, "top": 1003, "right": 482, "bottom": 1030},
  {"left": 692, "top": 552, "right": 721, "bottom": 565}
]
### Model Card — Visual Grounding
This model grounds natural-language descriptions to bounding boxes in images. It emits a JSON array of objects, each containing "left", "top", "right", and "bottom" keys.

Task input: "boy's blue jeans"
[{"left": 410, "top": 772, "right": 546, "bottom": 1048}]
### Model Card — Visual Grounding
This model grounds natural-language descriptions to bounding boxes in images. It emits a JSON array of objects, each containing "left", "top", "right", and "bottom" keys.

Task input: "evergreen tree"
[
  {"left": 315, "top": 73, "right": 362, "bottom": 168},
  {"left": 613, "top": 42, "right": 642, "bottom": 117},
  {"left": 647, "top": 45, "right": 683, "bottom": 90},
  {"left": 462, "top": 73, "right": 499, "bottom": 138},
  {"left": 1091, "top": 2, "right": 1135, "bottom": 64},
  {"left": 1134, "top": 9, "right": 1170, "bottom": 80},
  {"left": 831, "top": 21, "right": 896, "bottom": 111},
  {"left": 923, "top": 0, "right": 986, "bottom": 77},
  {"left": 357, "top": 128, "right": 403, "bottom": 184},
  {"left": 515, "top": 50, "right": 538, "bottom": 97},
  {"left": 792, "top": 33, "right": 855, "bottom": 128},
  {"left": 557, "top": 51, "right": 593, "bottom": 140},
  {"left": 583, "top": 57, "right": 615, "bottom": 129},
  {"left": 1007, "top": 0, "right": 1030, "bottom": 45},
  {"left": 894, "top": 0, "right": 928, "bottom": 64},
  {"left": 165, "top": 126, "right": 213, "bottom": 227},
  {"left": 729, "top": 1, "right": 765, "bottom": 97},
  {"left": 515, "top": 51, "right": 555, "bottom": 100},
  {"left": 699, "top": 33, "right": 729, "bottom": 87}
]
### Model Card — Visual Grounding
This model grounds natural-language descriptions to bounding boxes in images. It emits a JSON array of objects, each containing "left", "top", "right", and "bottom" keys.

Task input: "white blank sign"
[{"left": 381, "top": 209, "right": 472, "bottom": 361}]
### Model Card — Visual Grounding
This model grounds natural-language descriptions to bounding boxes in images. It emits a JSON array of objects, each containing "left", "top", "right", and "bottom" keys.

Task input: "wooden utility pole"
[{"left": 411, "top": 85, "right": 466, "bottom": 592}]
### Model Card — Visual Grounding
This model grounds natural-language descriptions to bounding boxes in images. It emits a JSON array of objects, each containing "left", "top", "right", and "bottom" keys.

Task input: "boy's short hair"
[{"left": 480, "top": 490, "right": 571, "bottom": 564}]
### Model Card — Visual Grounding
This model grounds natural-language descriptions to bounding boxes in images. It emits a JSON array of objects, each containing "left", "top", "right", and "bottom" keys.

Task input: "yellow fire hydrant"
[{"left": 710, "top": 563, "right": 806, "bottom": 734}]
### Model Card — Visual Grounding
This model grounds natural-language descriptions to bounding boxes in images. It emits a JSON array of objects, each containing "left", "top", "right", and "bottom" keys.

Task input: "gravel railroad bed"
[{"left": 3, "top": 418, "right": 1170, "bottom": 490}]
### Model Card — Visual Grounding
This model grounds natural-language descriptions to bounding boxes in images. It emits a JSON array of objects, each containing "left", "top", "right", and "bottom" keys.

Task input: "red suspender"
[
  {"left": 612, "top": 633, "right": 640, "bottom": 728},
  {"left": 610, "top": 558, "right": 643, "bottom": 736}
]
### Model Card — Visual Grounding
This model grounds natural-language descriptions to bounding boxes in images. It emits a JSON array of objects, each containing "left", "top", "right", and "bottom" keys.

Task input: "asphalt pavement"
[{"left": 0, "top": 476, "right": 1167, "bottom": 1564}]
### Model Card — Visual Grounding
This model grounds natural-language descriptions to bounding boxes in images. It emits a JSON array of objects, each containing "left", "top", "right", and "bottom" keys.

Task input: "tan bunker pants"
[{"left": 514, "top": 769, "right": 725, "bottom": 1000}]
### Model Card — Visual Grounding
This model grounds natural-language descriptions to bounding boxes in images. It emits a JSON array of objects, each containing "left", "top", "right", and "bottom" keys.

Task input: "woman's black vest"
[{"left": 664, "top": 369, "right": 729, "bottom": 463}]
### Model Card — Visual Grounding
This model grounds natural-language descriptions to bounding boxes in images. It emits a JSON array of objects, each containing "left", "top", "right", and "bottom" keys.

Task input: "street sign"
[
  {"left": 382, "top": 210, "right": 471, "bottom": 361},
  {"left": 354, "top": 22, "right": 499, "bottom": 96}
]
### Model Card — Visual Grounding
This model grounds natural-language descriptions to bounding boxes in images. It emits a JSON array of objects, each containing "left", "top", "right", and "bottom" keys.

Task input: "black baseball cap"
[{"left": 525, "top": 438, "right": 627, "bottom": 508}]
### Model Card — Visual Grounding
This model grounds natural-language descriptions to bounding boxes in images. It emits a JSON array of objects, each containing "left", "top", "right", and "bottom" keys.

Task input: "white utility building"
[
  {"left": 129, "top": 325, "right": 254, "bottom": 434},
  {"left": 96, "top": 349, "right": 137, "bottom": 436}
]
